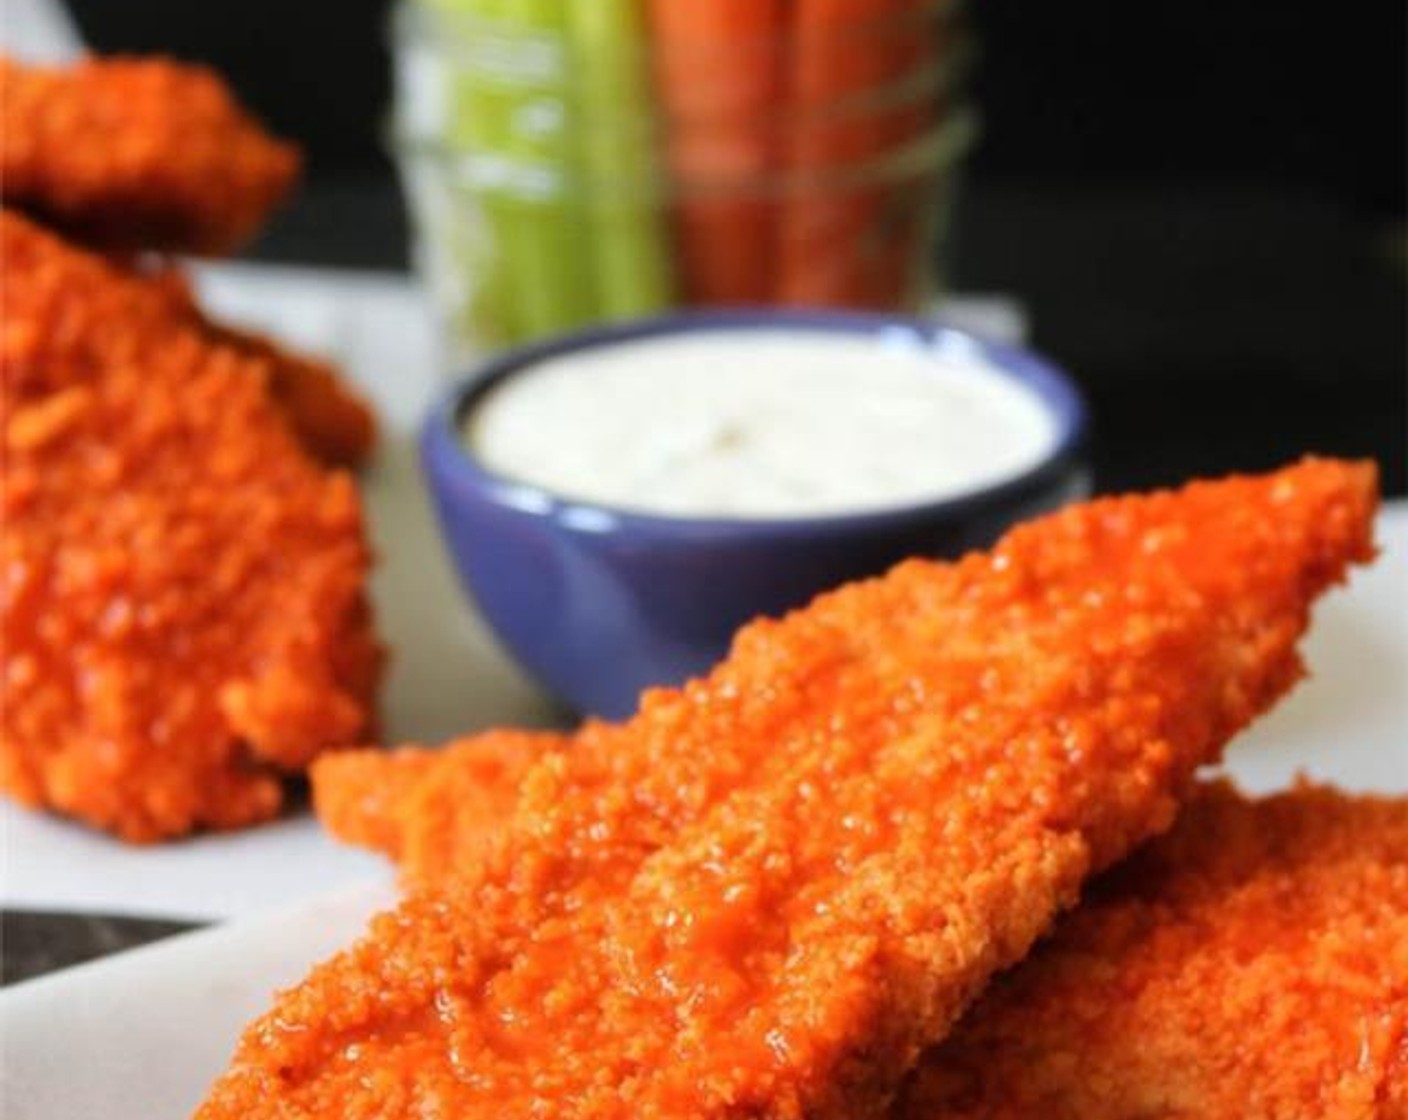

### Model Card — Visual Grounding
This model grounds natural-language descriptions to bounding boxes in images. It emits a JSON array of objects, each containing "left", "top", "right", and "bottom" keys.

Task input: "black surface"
[
  {"left": 68, "top": 0, "right": 1406, "bottom": 215},
  {"left": 954, "top": 184, "right": 1406, "bottom": 497},
  {"left": 1, "top": 910, "right": 199, "bottom": 986}
]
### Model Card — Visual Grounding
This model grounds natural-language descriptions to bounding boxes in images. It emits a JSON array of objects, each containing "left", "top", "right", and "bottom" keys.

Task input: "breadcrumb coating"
[
  {"left": 901, "top": 782, "right": 1408, "bottom": 1119},
  {"left": 207, "top": 321, "right": 376, "bottom": 469},
  {"left": 139, "top": 264, "right": 375, "bottom": 468},
  {"left": 199, "top": 459, "right": 1375, "bottom": 1119},
  {"left": 0, "top": 213, "right": 383, "bottom": 841},
  {"left": 319, "top": 759, "right": 1408, "bottom": 1118},
  {"left": 1, "top": 54, "right": 300, "bottom": 255},
  {"left": 312, "top": 729, "right": 560, "bottom": 869},
  {"left": 1, "top": 218, "right": 374, "bottom": 467}
]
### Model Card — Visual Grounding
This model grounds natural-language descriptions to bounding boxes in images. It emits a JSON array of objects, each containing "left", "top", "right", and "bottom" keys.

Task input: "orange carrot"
[
  {"left": 779, "top": 0, "right": 948, "bottom": 308},
  {"left": 648, "top": 0, "right": 788, "bottom": 305}
]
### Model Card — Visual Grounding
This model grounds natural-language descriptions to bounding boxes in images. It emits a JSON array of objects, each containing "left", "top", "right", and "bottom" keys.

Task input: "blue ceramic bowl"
[{"left": 421, "top": 312, "right": 1089, "bottom": 719}]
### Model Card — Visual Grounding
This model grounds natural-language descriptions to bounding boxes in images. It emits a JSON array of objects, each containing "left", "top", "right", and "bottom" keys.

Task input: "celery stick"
[
  {"left": 433, "top": 0, "right": 596, "bottom": 343},
  {"left": 565, "top": 0, "right": 673, "bottom": 318},
  {"left": 429, "top": 0, "right": 520, "bottom": 345},
  {"left": 495, "top": 0, "right": 596, "bottom": 340}
]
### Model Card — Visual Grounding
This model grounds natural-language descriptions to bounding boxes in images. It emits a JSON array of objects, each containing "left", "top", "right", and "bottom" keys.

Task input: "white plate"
[
  {"left": 3, "top": 506, "right": 1404, "bottom": 1120},
  {"left": 0, "top": 884, "right": 393, "bottom": 1120}
]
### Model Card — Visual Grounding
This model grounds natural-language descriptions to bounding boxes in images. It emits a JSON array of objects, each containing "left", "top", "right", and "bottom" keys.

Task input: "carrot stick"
[
  {"left": 778, "top": 0, "right": 948, "bottom": 308},
  {"left": 647, "top": 0, "right": 788, "bottom": 306}
]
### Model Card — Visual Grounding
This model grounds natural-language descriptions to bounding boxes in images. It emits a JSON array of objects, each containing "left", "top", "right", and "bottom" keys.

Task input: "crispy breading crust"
[
  {"left": 312, "top": 729, "right": 560, "bottom": 868},
  {"left": 0, "top": 55, "right": 299, "bottom": 255},
  {"left": 0, "top": 224, "right": 374, "bottom": 468},
  {"left": 317, "top": 760, "right": 1408, "bottom": 1118},
  {"left": 137, "top": 264, "right": 376, "bottom": 468},
  {"left": 0, "top": 213, "right": 383, "bottom": 841},
  {"left": 205, "top": 321, "right": 376, "bottom": 469},
  {"left": 199, "top": 460, "right": 1375, "bottom": 1119},
  {"left": 900, "top": 782, "right": 1408, "bottom": 1119}
]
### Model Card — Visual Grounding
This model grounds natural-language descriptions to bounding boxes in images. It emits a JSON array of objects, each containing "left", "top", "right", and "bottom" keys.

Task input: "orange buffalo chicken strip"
[
  {"left": 140, "top": 265, "right": 376, "bottom": 468},
  {"left": 1, "top": 215, "right": 374, "bottom": 468},
  {"left": 312, "top": 729, "right": 562, "bottom": 870},
  {"left": 318, "top": 765, "right": 1408, "bottom": 1118},
  {"left": 902, "top": 782, "right": 1408, "bottom": 1119},
  {"left": 201, "top": 460, "right": 1376, "bottom": 1119},
  {"left": 0, "top": 213, "right": 382, "bottom": 841},
  {"left": 0, "top": 54, "right": 299, "bottom": 255},
  {"left": 201, "top": 320, "right": 375, "bottom": 469}
]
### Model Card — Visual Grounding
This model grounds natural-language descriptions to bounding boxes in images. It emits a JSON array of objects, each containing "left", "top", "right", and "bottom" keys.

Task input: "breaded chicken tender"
[
  {"left": 139, "top": 264, "right": 376, "bottom": 468},
  {"left": 312, "top": 729, "right": 560, "bottom": 870},
  {"left": 1, "top": 55, "right": 300, "bottom": 255},
  {"left": 203, "top": 321, "right": 376, "bottom": 468},
  {"left": 1, "top": 218, "right": 374, "bottom": 467},
  {"left": 198, "top": 460, "right": 1375, "bottom": 1120},
  {"left": 901, "top": 782, "right": 1408, "bottom": 1119},
  {"left": 1, "top": 214, "right": 382, "bottom": 841},
  {"left": 319, "top": 759, "right": 1408, "bottom": 1118}
]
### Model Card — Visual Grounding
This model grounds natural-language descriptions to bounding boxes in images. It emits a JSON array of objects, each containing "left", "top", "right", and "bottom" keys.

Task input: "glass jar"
[{"left": 390, "top": 0, "right": 977, "bottom": 359}]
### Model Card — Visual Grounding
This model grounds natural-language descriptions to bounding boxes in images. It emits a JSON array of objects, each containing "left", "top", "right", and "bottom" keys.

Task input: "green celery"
[
  {"left": 433, "top": 0, "right": 596, "bottom": 343},
  {"left": 494, "top": 0, "right": 596, "bottom": 339},
  {"left": 427, "top": 0, "right": 515, "bottom": 345},
  {"left": 565, "top": 0, "right": 674, "bottom": 318}
]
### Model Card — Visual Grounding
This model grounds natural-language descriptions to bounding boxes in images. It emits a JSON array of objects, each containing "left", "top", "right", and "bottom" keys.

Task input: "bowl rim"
[{"left": 421, "top": 310, "right": 1089, "bottom": 542}]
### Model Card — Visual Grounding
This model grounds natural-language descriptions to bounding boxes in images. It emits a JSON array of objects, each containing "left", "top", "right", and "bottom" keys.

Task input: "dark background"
[{"left": 70, "top": 0, "right": 1406, "bottom": 495}]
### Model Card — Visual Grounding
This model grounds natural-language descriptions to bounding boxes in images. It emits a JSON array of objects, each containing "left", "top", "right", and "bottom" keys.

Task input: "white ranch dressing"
[{"left": 464, "top": 329, "right": 1059, "bottom": 519}]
